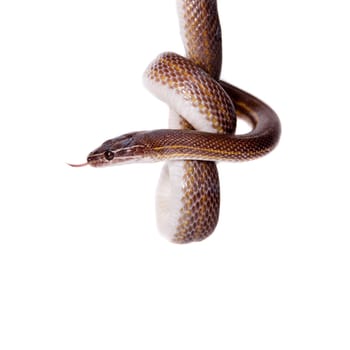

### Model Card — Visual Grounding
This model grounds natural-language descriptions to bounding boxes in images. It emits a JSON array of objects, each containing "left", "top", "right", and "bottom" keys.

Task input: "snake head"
[{"left": 87, "top": 131, "right": 152, "bottom": 167}]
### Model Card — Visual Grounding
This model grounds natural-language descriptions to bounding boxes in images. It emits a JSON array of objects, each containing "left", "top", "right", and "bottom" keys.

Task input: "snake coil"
[{"left": 71, "top": 0, "right": 281, "bottom": 244}]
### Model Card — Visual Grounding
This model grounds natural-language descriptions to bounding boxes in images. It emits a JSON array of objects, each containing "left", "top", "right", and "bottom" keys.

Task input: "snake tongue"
[{"left": 67, "top": 162, "right": 88, "bottom": 167}]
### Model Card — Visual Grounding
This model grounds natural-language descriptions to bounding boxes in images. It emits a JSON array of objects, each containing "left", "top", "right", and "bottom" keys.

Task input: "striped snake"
[{"left": 71, "top": 0, "right": 281, "bottom": 243}]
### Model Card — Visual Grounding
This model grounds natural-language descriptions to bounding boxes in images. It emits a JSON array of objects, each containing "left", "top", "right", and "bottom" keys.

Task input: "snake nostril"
[{"left": 104, "top": 150, "right": 114, "bottom": 161}]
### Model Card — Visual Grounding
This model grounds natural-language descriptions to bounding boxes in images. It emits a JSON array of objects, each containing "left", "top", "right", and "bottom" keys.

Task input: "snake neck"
[{"left": 136, "top": 128, "right": 279, "bottom": 162}]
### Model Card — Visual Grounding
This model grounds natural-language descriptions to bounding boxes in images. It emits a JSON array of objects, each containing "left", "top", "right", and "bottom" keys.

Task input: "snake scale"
[{"left": 71, "top": 0, "right": 281, "bottom": 243}]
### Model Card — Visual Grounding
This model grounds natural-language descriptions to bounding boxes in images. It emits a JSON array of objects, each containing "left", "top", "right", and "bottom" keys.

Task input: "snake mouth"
[{"left": 86, "top": 153, "right": 112, "bottom": 167}]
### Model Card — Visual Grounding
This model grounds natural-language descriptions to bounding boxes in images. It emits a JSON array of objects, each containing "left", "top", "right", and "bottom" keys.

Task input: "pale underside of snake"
[{"left": 71, "top": 0, "right": 281, "bottom": 243}]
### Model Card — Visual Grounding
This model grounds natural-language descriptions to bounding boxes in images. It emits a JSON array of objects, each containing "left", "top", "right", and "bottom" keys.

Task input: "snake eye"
[{"left": 104, "top": 150, "right": 114, "bottom": 161}]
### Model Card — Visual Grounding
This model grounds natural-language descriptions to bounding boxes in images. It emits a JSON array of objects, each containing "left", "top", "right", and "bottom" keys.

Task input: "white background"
[{"left": 1, "top": 0, "right": 349, "bottom": 349}]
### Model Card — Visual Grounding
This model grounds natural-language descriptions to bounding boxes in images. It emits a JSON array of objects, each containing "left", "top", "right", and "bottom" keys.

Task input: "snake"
[{"left": 70, "top": 0, "right": 281, "bottom": 243}]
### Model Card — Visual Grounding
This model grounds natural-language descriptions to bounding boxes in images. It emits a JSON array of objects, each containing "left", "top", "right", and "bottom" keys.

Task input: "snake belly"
[{"left": 150, "top": 0, "right": 233, "bottom": 243}]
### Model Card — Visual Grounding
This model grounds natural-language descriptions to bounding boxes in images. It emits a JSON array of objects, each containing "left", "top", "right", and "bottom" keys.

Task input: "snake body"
[
  {"left": 153, "top": 0, "right": 226, "bottom": 243},
  {"left": 74, "top": 0, "right": 281, "bottom": 243}
]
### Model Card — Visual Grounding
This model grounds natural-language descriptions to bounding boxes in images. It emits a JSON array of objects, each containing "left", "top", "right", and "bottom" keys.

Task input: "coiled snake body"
[{"left": 71, "top": 0, "right": 281, "bottom": 243}]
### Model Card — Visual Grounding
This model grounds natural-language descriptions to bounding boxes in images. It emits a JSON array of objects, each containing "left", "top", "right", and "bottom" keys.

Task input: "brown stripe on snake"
[{"left": 71, "top": 0, "right": 281, "bottom": 244}]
